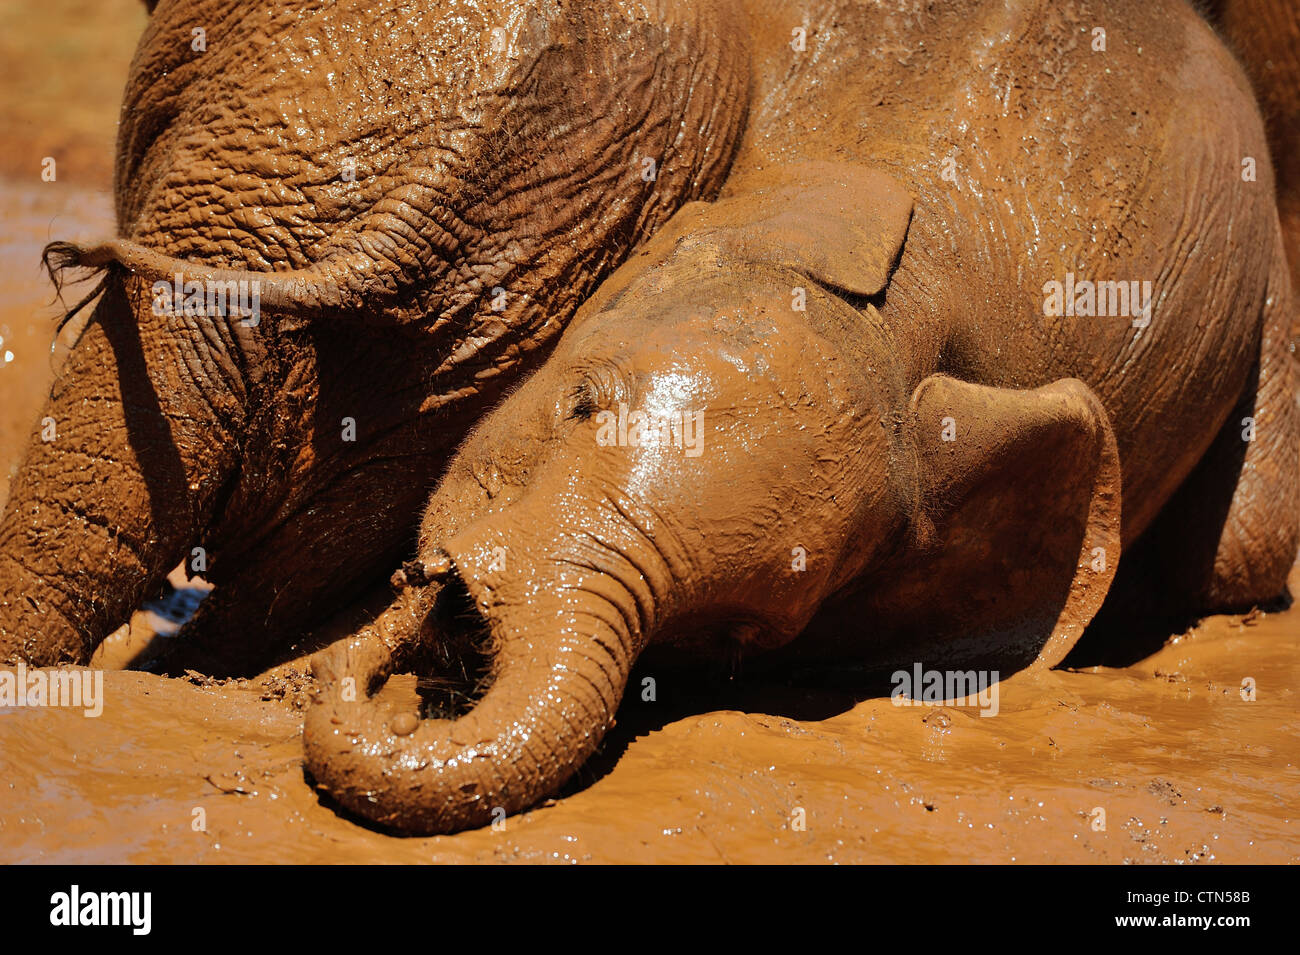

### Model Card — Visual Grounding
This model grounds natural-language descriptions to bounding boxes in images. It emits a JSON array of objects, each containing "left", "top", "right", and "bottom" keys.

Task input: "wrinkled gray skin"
[
  {"left": 306, "top": 0, "right": 1299, "bottom": 834},
  {"left": 0, "top": 0, "right": 748, "bottom": 671}
]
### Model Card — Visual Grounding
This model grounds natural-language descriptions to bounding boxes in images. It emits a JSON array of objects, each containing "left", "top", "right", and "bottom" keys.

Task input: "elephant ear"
[
  {"left": 678, "top": 160, "right": 914, "bottom": 296},
  {"left": 870, "top": 375, "right": 1121, "bottom": 671}
]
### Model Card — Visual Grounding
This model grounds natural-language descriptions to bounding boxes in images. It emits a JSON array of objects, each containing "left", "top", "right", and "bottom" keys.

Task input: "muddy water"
[{"left": 0, "top": 570, "right": 1295, "bottom": 863}]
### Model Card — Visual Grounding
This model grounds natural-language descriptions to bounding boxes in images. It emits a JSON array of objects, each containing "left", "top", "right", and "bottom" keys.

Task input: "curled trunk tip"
[{"left": 304, "top": 552, "right": 638, "bottom": 835}]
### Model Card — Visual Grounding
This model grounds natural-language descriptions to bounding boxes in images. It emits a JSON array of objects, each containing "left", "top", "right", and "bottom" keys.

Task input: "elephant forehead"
[
  {"left": 599, "top": 253, "right": 799, "bottom": 325},
  {"left": 563, "top": 319, "right": 842, "bottom": 416},
  {"left": 117, "top": 0, "right": 508, "bottom": 267}
]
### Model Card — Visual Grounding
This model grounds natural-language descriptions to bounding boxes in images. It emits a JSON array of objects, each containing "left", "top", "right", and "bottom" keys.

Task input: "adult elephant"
[
  {"left": 305, "top": 0, "right": 1299, "bottom": 833},
  {"left": 0, "top": 0, "right": 748, "bottom": 670}
]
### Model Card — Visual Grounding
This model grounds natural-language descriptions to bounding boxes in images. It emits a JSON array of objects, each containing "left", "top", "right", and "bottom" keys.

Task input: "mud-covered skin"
[
  {"left": 0, "top": 0, "right": 749, "bottom": 668},
  {"left": 1205, "top": 0, "right": 1300, "bottom": 326},
  {"left": 307, "top": 0, "right": 1298, "bottom": 834}
]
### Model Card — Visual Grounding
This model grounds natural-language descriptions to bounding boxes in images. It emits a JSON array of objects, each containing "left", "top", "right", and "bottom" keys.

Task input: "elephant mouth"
[{"left": 415, "top": 564, "right": 495, "bottom": 720}]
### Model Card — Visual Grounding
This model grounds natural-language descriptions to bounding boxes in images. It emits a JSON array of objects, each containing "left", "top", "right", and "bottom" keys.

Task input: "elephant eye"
[
  {"left": 566, "top": 363, "right": 627, "bottom": 421},
  {"left": 567, "top": 382, "right": 600, "bottom": 421}
]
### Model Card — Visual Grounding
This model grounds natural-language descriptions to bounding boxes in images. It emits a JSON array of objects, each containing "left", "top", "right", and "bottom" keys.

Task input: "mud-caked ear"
[
  {"left": 679, "top": 160, "right": 914, "bottom": 296},
  {"left": 883, "top": 375, "right": 1121, "bottom": 670}
]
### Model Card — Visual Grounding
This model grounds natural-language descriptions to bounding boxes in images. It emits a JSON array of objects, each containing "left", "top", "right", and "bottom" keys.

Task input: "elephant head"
[
  {"left": 0, "top": 0, "right": 750, "bottom": 667},
  {"left": 304, "top": 161, "right": 1123, "bottom": 833}
]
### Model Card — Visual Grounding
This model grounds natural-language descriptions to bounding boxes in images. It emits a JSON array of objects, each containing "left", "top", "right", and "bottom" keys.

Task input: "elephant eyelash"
[
  {"left": 567, "top": 362, "right": 629, "bottom": 421},
  {"left": 567, "top": 383, "right": 601, "bottom": 421}
]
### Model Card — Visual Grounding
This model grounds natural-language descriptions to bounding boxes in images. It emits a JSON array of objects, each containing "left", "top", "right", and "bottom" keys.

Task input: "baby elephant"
[{"left": 305, "top": 156, "right": 1298, "bottom": 833}]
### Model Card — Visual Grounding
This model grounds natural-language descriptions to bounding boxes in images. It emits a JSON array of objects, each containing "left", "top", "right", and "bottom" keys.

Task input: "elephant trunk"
[
  {"left": 305, "top": 516, "right": 658, "bottom": 834},
  {"left": 0, "top": 274, "right": 245, "bottom": 665}
]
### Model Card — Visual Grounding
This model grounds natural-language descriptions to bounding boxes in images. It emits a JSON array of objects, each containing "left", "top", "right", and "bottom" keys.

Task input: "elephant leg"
[
  {"left": 1071, "top": 256, "right": 1298, "bottom": 667},
  {"left": 1174, "top": 367, "right": 1298, "bottom": 610},
  {"left": 150, "top": 439, "right": 445, "bottom": 675},
  {"left": 149, "top": 557, "right": 328, "bottom": 677},
  {"left": 1131, "top": 278, "right": 1298, "bottom": 612},
  {"left": 154, "top": 543, "right": 445, "bottom": 678},
  {"left": 152, "top": 534, "right": 406, "bottom": 678},
  {"left": 1188, "top": 284, "right": 1300, "bottom": 609},
  {"left": 1193, "top": 240, "right": 1300, "bottom": 608}
]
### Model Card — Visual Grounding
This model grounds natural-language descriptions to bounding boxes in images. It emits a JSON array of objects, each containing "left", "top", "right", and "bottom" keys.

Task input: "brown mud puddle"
[{"left": 1, "top": 569, "right": 1295, "bottom": 863}]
